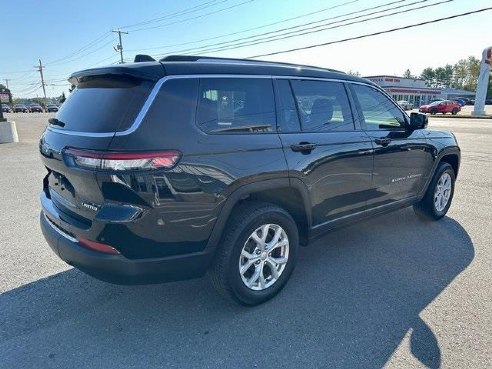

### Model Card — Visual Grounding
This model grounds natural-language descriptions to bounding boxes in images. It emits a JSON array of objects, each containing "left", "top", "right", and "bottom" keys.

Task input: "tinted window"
[
  {"left": 56, "top": 75, "right": 152, "bottom": 133},
  {"left": 351, "top": 84, "right": 406, "bottom": 130},
  {"left": 276, "top": 80, "right": 300, "bottom": 133},
  {"left": 196, "top": 78, "right": 275, "bottom": 134},
  {"left": 290, "top": 80, "right": 354, "bottom": 132}
]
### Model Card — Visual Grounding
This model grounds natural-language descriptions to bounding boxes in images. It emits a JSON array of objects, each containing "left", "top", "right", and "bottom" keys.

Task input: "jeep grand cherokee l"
[{"left": 39, "top": 55, "right": 460, "bottom": 305}]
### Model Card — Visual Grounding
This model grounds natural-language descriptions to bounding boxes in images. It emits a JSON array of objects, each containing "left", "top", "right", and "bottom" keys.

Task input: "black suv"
[{"left": 39, "top": 56, "right": 460, "bottom": 305}]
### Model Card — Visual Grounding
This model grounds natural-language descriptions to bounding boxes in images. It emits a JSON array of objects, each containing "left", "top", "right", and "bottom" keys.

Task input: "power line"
[
  {"left": 45, "top": 32, "right": 112, "bottom": 66},
  {"left": 126, "top": 0, "right": 361, "bottom": 52},
  {"left": 128, "top": 0, "right": 254, "bottom": 33},
  {"left": 120, "top": 0, "right": 224, "bottom": 29},
  {"left": 249, "top": 6, "right": 492, "bottom": 58},
  {"left": 15, "top": 83, "right": 42, "bottom": 96},
  {"left": 152, "top": 0, "right": 407, "bottom": 56},
  {"left": 155, "top": 0, "right": 446, "bottom": 57},
  {"left": 88, "top": 54, "right": 120, "bottom": 68},
  {"left": 0, "top": 69, "right": 32, "bottom": 74},
  {"left": 41, "top": 39, "right": 116, "bottom": 72}
]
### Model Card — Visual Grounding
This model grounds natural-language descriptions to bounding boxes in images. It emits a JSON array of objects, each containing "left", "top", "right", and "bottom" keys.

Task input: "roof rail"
[{"left": 159, "top": 55, "right": 344, "bottom": 73}]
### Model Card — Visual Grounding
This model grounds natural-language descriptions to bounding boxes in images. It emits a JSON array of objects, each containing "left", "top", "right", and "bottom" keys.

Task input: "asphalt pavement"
[{"left": 0, "top": 113, "right": 491, "bottom": 369}]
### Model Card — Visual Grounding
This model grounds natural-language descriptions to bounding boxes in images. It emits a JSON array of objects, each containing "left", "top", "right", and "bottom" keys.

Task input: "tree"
[
  {"left": 452, "top": 59, "right": 468, "bottom": 89},
  {"left": 418, "top": 56, "right": 482, "bottom": 91},
  {"left": 443, "top": 64, "right": 453, "bottom": 87},
  {"left": 347, "top": 70, "right": 360, "bottom": 76},
  {"left": 464, "top": 56, "right": 480, "bottom": 91},
  {"left": 59, "top": 92, "right": 66, "bottom": 103},
  {"left": 434, "top": 67, "right": 447, "bottom": 87},
  {"left": 420, "top": 67, "right": 435, "bottom": 86},
  {"left": 403, "top": 69, "right": 413, "bottom": 78},
  {"left": 0, "top": 84, "right": 6, "bottom": 89}
]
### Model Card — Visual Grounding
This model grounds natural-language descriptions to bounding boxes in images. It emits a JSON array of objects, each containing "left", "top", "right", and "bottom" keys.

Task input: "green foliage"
[
  {"left": 403, "top": 69, "right": 414, "bottom": 78},
  {"left": 0, "top": 84, "right": 6, "bottom": 90},
  {"left": 420, "top": 67, "right": 435, "bottom": 86},
  {"left": 418, "top": 56, "right": 482, "bottom": 91},
  {"left": 347, "top": 70, "right": 360, "bottom": 76}
]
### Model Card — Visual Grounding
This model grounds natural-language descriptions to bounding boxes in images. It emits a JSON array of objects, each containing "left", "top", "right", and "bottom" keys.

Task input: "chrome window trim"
[{"left": 46, "top": 74, "right": 383, "bottom": 138}]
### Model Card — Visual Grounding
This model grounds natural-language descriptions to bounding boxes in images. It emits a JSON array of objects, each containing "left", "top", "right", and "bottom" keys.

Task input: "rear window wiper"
[{"left": 48, "top": 118, "right": 66, "bottom": 127}]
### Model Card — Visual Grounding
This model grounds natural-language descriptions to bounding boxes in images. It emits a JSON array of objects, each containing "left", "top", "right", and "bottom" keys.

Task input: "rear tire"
[
  {"left": 208, "top": 201, "right": 299, "bottom": 305},
  {"left": 414, "top": 162, "right": 455, "bottom": 221},
  {"left": 452, "top": 108, "right": 458, "bottom": 115}
]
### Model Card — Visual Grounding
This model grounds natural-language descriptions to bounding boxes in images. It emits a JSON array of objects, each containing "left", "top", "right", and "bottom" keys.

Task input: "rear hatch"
[{"left": 40, "top": 65, "right": 162, "bottom": 226}]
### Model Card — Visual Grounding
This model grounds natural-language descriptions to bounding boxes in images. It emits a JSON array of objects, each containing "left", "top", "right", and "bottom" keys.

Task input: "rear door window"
[
  {"left": 290, "top": 80, "right": 355, "bottom": 132},
  {"left": 56, "top": 75, "right": 153, "bottom": 133},
  {"left": 196, "top": 78, "right": 276, "bottom": 134}
]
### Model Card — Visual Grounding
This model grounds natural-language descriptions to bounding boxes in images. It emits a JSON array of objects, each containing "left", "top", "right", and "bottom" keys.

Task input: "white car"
[{"left": 397, "top": 100, "right": 413, "bottom": 110}]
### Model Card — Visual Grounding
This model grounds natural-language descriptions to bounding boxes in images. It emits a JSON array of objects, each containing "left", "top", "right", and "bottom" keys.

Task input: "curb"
[{"left": 428, "top": 114, "right": 492, "bottom": 120}]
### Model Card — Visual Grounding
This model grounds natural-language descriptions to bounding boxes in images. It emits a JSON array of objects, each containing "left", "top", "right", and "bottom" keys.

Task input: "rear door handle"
[
  {"left": 290, "top": 142, "right": 317, "bottom": 153},
  {"left": 374, "top": 138, "right": 391, "bottom": 147}
]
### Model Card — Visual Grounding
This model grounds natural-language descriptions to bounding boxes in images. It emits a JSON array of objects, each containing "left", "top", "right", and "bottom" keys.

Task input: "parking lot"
[{"left": 0, "top": 113, "right": 491, "bottom": 368}]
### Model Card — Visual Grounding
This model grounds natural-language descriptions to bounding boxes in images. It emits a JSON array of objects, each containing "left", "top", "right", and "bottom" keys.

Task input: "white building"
[{"left": 365, "top": 75, "right": 475, "bottom": 107}]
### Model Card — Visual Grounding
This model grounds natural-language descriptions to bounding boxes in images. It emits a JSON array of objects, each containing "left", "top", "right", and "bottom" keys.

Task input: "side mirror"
[{"left": 409, "top": 112, "right": 428, "bottom": 130}]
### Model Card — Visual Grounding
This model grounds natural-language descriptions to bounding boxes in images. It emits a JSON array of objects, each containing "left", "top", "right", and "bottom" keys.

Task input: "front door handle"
[
  {"left": 291, "top": 142, "right": 317, "bottom": 153},
  {"left": 374, "top": 138, "right": 391, "bottom": 147}
]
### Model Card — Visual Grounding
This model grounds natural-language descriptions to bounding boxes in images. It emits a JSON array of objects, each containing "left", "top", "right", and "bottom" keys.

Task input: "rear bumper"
[{"left": 40, "top": 211, "right": 216, "bottom": 284}]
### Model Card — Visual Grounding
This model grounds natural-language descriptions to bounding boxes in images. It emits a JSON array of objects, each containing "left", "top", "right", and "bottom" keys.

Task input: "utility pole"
[
  {"left": 4, "top": 79, "right": 10, "bottom": 89},
  {"left": 112, "top": 29, "right": 128, "bottom": 64},
  {"left": 34, "top": 59, "right": 47, "bottom": 99}
]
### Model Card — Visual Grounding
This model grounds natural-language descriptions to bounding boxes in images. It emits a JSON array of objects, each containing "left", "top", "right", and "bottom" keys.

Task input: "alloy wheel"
[
  {"left": 238, "top": 224, "right": 289, "bottom": 291},
  {"left": 434, "top": 172, "right": 452, "bottom": 212}
]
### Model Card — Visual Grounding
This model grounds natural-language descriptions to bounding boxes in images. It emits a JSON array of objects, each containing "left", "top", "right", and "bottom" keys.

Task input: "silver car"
[{"left": 397, "top": 100, "right": 413, "bottom": 110}]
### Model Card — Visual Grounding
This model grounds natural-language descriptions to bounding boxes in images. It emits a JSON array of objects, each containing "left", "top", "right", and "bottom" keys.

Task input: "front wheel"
[
  {"left": 209, "top": 201, "right": 299, "bottom": 305},
  {"left": 414, "top": 162, "right": 455, "bottom": 220}
]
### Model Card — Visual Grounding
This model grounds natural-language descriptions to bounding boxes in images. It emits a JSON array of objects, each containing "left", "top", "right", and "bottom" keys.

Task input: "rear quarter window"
[
  {"left": 196, "top": 78, "right": 276, "bottom": 134},
  {"left": 55, "top": 76, "right": 153, "bottom": 133}
]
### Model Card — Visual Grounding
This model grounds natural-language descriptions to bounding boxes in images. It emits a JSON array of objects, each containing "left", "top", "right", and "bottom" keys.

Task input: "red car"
[{"left": 419, "top": 100, "right": 461, "bottom": 115}]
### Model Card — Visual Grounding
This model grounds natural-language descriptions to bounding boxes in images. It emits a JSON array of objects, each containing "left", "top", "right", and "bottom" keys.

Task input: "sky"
[{"left": 0, "top": 0, "right": 491, "bottom": 99}]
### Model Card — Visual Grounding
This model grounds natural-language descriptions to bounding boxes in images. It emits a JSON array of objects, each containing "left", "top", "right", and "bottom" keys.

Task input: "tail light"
[{"left": 64, "top": 148, "right": 181, "bottom": 171}]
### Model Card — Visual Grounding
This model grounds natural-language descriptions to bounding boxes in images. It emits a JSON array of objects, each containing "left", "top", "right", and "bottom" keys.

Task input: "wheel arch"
[
  {"left": 440, "top": 152, "right": 460, "bottom": 177},
  {"left": 206, "top": 178, "right": 312, "bottom": 249},
  {"left": 418, "top": 147, "right": 460, "bottom": 199}
]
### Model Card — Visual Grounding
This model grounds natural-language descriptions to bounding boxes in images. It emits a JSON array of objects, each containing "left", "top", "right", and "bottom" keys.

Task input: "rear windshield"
[{"left": 56, "top": 75, "right": 153, "bottom": 133}]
